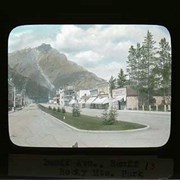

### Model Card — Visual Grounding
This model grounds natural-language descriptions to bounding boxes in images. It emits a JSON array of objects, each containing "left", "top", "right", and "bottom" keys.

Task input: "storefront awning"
[
  {"left": 92, "top": 97, "right": 109, "bottom": 104},
  {"left": 102, "top": 97, "right": 109, "bottom": 104},
  {"left": 113, "top": 95, "right": 126, "bottom": 102},
  {"left": 69, "top": 99, "right": 77, "bottom": 104},
  {"left": 85, "top": 97, "right": 97, "bottom": 104}
]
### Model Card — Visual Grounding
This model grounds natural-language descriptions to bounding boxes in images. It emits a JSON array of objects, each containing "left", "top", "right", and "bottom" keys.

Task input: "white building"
[
  {"left": 57, "top": 86, "right": 77, "bottom": 107},
  {"left": 77, "top": 90, "right": 90, "bottom": 99},
  {"left": 58, "top": 89, "right": 65, "bottom": 107},
  {"left": 76, "top": 90, "right": 90, "bottom": 108},
  {"left": 85, "top": 83, "right": 110, "bottom": 109}
]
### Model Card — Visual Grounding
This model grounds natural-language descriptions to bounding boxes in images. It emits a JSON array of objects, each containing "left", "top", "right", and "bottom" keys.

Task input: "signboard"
[{"left": 112, "top": 88, "right": 126, "bottom": 98}]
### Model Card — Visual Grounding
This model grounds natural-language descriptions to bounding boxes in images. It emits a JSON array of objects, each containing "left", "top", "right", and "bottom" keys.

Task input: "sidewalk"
[
  {"left": 40, "top": 103, "right": 171, "bottom": 117},
  {"left": 8, "top": 107, "right": 24, "bottom": 114},
  {"left": 117, "top": 109, "right": 171, "bottom": 115}
]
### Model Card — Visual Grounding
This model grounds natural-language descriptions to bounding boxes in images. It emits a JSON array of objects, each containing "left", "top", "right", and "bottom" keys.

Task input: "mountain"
[
  {"left": 8, "top": 43, "right": 105, "bottom": 101},
  {"left": 8, "top": 65, "right": 50, "bottom": 102}
]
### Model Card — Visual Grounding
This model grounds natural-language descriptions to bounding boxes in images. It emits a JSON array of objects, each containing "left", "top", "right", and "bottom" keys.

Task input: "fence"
[{"left": 129, "top": 104, "right": 171, "bottom": 112}]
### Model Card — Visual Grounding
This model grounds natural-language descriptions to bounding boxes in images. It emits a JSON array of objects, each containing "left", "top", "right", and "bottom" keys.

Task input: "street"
[{"left": 8, "top": 104, "right": 171, "bottom": 147}]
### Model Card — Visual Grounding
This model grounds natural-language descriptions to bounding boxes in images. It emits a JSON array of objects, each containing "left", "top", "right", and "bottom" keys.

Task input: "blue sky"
[{"left": 8, "top": 24, "right": 171, "bottom": 81}]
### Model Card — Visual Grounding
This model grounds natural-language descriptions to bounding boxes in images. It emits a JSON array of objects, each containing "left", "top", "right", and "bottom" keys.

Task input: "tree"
[
  {"left": 127, "top": 43, "right": 144, "bottom": 105},
  {"left": 109, "top": 76, "right": 116, "bottom": 97},
  {"left": 127, "top": 45, "right": 137, "bottom": 86},
  {"left": 72, "top": 105, "right": 81, "bottom": 117},
  {"left": 102, "top": 107, "right": 118, "bottom": 125},
  {"left": 127, "top": 43, "right": 142, "bottom": 87},
  {"left": 126, "top": 30, "right": 171, "bottom": 107},
  {"left": 141, "top": 30, "right": 157, "bottom": 105},
  {"left": 117, "top": 69, "right": 127, "bottom": 88},
  {"left": 157, "top": 38, "right": 171, "bottom": 103}
]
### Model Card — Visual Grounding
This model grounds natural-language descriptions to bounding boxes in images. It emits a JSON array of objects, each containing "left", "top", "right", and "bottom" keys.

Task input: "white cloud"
[
  {"left": 53, "top": 25, "right": 90, "bottom": 51},
  {"left": 88, "top": 61, "right": 127, "bottom": 81},
  {"left": 97, "top": 40, "right": 132, "bottom": 60},
  {"left": 8, "top": 24, "right": 171, "bottom": 81},
  {"left": 9, "top": 28, "right": 54, "bottom": 53},
  {"left": 71, "top": 50, "right": 103, "bottom": 65},
  {"left": 50, "top": 25, "right": 170, "bottom": 80}
]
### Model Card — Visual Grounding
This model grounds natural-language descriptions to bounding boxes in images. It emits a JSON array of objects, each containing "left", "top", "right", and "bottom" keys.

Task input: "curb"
[
  {"left": 40, "top": 108, "right": 150, "bottom": 133},
  {"left": 120, "top": 110, "right": 171, "bottom": 115}
]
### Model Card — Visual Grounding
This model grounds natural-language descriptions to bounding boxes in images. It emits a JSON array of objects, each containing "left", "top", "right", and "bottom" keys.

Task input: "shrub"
[
  {"left": 57, "top": 107, "right": 61, "bottom": 112},
  {"left": 151, "top": 105, "right": 156, "bottom": 111},
  {"left": 72, "top": 106, "right": 80, "bottom": 117},
  {"left": 108, "top": 107, "right": 118, "bottom": 124},
  {"left": 102, "top": 108, "right": 108, "bottom": 122},
  {"left": 158, "top": 105, "right": 164, "bottom": 111},
  {"left": 48, "top": 106, "right": 52, "bottom": 110},
  {"left": 102, "top": 107, "right": 118, "bottom": 125},
  {"left": 62, "top": 107, "right": 66, "bottom": 113},
  {"left": 53, "top": 107, "right": 56, "bottom": 111}
]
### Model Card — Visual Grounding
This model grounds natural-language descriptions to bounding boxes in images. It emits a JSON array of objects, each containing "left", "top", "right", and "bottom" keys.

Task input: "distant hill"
[
  {"left": 8, "top": 43, "right": 105, "bottom": 101},
  {"left": 8, "top": 65, "right": 50, "bottom": 102}
]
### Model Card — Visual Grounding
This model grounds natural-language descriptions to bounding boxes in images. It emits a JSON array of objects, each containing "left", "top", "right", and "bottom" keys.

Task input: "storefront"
[
  {"left": 112, "top": 87, "right": 138, "bottom": 110},
  {"left": 112, "top": 88, "right": 127, "bottom": 110},
  {"left": 91, "top": 96, "right": 109, "bottom": 109},
  {"left": 85, "top": 96, "right": 97, "bottom": 108}
]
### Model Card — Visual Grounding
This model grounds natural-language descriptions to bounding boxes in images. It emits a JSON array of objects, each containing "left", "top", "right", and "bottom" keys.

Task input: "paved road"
[{"left": 8, "top": 103, "right": 170, "bottom": 147}]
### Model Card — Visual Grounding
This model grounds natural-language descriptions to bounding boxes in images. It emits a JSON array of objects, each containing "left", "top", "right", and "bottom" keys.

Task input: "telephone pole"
[{"left": 13, "top": 86, "right": 16, "bottom": 111}]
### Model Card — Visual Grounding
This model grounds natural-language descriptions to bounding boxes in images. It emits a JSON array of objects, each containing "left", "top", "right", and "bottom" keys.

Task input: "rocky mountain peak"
[
  {"left": 8, "top": 44, "right": 106, "bottom": 101},
  {"left": 36, "top": 43, "right": 52, "bottom": 53}
]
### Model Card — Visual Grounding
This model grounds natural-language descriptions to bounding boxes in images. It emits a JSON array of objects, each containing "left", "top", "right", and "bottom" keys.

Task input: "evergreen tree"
[
  {"left": 127, "top": 45, "right": 136, "bottom": 86},
  {"left": 157, "top": 38, "right": 171, "bottom": 103},
  {"left": 126, "top": 30, "right": 171, "bottom": 107},
  {"left": 141, "top": 30, "right": 157, "bottom": 105},
  {"left": 117, "top": 68, "right": 127, "bottom": 88},
  {"left": 127, "top": 43, "right": 143, "bottom": 105},
  {"left": 127, "top": 43, "right": 142, "bottom": 87}
]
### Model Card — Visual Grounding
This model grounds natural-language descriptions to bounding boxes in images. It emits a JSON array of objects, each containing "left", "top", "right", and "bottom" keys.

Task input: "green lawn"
[{"left": 38, "top": 105, "right": 146, "bottom": 131}]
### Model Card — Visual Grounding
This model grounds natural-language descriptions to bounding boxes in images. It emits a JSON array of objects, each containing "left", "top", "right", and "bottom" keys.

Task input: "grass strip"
[{"left": 38, "top": 104, "right": 146, "bottom": 131}]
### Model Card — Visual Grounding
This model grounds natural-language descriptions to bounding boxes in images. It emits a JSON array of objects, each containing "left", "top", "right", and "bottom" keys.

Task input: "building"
[
  {"left": 112, "top": 88, "right": 127, "bottom": 110},
  {"left": 91, "top": 94, "right": 109, "bottom": 109},
  {"left": 90, "top": 88, "right": 98, "bottom": 97},
  {"left": 91, "top": 82, "right": 110, "bottom": 109},
  {"left": 126, "top": 87, "right": 138, "bottom": 110},
  {"left": 97, "top": 81, "right": 109, "bottom": 96},
  {"left": 64, "top": 86, "right": 76, "bottom": 106},
  {"left": 85, "top": 83, "right": 110, "bottom": 109},
  {"left": 76, "top": 90, "right": 90, "bottom": 108},
  {"left": 85, "top": 88, "right": 98, "bottom": 108},
  {"left": 153, "top": 96, "right": 171, "bottom": 106},
  {"left": 69, "top": 97, "right": 78, "bottom": 107},
  {"left": 57, "top": 86, "right": 76, "bottom": 107},
  {"left": 112, "top": 87, "right": 138, "bottom": 110}
]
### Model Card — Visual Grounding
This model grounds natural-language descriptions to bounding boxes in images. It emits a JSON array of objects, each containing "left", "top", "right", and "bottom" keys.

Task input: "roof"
[
  {"left": 102, "top": 97, "right": 109, "bottom": 104},
  {"left": 126, "top": 87, "right": 138, "bottom": 96},
  {"left": 86, "top": 97, "right": 97, "bottom": 104},
  {"left": 69, "top": 99, "right": 77, "bottom": 104},
  {"left": 92, "top": 97, "right": 109, "bottom": 104}
]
